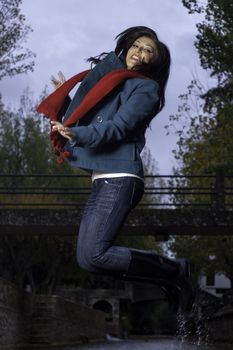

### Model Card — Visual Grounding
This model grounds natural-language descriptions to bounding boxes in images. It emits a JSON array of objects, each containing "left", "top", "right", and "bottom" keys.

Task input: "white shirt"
[{"left": 92, "top": 171, "right": 144, "bottom": 183}]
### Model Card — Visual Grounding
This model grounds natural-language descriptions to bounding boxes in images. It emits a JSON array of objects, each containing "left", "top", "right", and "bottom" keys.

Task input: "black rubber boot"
[
  {"left": 124, "top": 249, "right": 195, "bottom": 313},
  {"left": 174, "top": 258, "right": 196, "bottom": 312}
]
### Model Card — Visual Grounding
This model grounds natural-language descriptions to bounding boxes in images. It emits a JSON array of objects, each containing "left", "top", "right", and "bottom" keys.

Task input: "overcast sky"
[{"left": 0, "top": 0, "right": 209, "bottom": 174}]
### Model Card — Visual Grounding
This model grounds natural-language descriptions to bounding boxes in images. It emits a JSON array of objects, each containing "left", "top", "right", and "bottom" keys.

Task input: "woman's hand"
[
  {"left": 51, "top": 121, "right": 75, "bottom": 141},
  {"left": 50, "top": 71, "right": 66, "bottom": 90}
]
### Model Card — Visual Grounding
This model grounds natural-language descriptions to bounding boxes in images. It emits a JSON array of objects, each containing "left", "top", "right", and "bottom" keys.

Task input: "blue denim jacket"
[{"left": 64, "top": 52, "right": 160, "bottom": 178}]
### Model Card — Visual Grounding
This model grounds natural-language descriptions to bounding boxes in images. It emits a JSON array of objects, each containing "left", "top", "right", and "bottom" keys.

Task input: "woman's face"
[{"left": 126, "top": 36, "right": 157, "bottom": 70}]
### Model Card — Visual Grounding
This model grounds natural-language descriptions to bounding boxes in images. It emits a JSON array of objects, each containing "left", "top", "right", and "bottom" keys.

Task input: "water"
[{"left": 45, "top": 338, "right": 232, "bottom": 350}]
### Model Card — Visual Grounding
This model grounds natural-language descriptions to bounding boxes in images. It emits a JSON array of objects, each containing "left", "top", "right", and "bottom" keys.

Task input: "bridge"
[{"left": 0, "top": 171, "right": 232, "bottom": 236}]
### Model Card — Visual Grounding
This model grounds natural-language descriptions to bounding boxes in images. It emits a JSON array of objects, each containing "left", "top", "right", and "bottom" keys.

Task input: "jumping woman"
[{"left": 37, "top": 26, "right": 195, "bottom": 313}]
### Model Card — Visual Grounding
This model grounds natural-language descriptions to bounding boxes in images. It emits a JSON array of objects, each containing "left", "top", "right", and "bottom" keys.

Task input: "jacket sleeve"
[{"left": 69, "top": 79, "right": 160, "bottom": 148}]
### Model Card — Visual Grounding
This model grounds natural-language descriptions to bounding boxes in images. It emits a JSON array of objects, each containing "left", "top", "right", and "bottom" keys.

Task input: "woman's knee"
[{"left": 76, "top": 246, "right": 99, "bottom": 272}]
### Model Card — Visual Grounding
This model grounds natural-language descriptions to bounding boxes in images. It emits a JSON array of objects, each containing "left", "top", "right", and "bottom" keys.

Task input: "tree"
[
  {"left": 0, "top": 0, "right": 35, "bottom": 80},
  {"left": 166, "top": 0, "right": 233, "bottom": 174},
  {"left": 182, "top": 0, "right": 233, "bottom": 88},
  {"left": 165, "top": 0, "right": 233, "bottom": 292},
  {"left": 0, "top": 90, "right": 87, "bottom": 293},
  {"left": 168, "top": 235, "right": 233, "bottom": 291}
]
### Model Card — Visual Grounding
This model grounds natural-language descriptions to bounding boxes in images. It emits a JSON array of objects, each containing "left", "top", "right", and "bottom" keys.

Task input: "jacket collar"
[
  {"left": 62, "top": 52, "right": 125, "bottom": 120},
  {"left": 84, "top": 52, "right": 125, "bottom": 88}
]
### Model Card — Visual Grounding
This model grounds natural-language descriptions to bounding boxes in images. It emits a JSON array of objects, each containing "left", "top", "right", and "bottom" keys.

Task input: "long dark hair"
[{"left": 87, "top": 26, "right": 171, "bottom": 113}]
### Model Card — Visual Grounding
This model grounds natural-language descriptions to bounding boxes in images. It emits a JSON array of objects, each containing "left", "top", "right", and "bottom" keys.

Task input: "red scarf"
[{"left": 37, "top": 68, "right": 147, "bottom": 163}]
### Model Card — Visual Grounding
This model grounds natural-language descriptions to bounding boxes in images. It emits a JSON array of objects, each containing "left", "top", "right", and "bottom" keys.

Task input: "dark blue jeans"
[{"left": 77, "top": 176, "right": 144, "bottom": 274}]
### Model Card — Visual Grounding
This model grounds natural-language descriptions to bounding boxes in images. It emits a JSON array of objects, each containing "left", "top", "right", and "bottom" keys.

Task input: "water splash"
[{"left": 175, "top": 302, "right": 211, "bottom": 350}]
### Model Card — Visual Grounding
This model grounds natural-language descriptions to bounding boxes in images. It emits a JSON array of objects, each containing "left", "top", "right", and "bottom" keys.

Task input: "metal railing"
[{"left": 0, "top": 171, "right": 232, "bottom": 209}]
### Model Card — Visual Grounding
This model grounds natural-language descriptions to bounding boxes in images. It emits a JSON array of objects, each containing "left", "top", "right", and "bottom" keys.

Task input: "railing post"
[{"left": 213, "top": 169, "right": 225, "bottom": 210}]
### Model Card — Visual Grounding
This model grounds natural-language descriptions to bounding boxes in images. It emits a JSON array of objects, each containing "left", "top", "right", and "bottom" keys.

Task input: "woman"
[{"left": 44, "top": 26, "right": 195, "bottom": 312}]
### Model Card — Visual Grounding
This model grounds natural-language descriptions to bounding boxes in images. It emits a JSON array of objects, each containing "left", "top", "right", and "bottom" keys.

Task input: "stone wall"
[
  {"left": 0, "top": 278, "right": 106, "bottom": 346},
  {"left": 57, "top": 284, "right": 134, "bottom": 337},
  {"left": 208, "top": 306, "right": 233, "bottom": 343},
  {"left": 30, "top": 294, "right": 106, "bottom": 344},
  {"left": 0, "top": 278, "right": 31, "bottom": 346}
]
